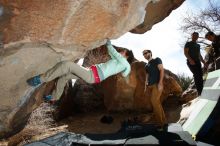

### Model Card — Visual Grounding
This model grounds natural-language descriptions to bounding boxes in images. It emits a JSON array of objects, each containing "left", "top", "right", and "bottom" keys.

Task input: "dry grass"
[
  {"left": 5, "top": 103, "right": 67, "bottom": 146},
  {"left": 26, "top": 103, "right": 56, "bottom": 133}
]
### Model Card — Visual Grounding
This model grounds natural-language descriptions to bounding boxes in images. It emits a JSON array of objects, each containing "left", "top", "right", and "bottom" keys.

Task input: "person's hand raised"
[{"left": 106, "top": 38, "right": 111, "bottom": 46}]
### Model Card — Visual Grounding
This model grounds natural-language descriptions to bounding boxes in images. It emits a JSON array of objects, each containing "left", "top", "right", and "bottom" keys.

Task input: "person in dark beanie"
[{"left": 184, "top": 32, "right": 207, "bottom": 95}]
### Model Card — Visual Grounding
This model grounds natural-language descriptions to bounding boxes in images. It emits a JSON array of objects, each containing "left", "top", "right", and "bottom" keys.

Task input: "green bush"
[{"left": 177, "top": 73, "right": 193, "bottom": 91}]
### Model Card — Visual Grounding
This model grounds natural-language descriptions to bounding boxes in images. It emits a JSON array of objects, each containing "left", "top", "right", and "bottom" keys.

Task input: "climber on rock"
[{"left": 27, "top": 39, "right": 134, "bottom": 104}]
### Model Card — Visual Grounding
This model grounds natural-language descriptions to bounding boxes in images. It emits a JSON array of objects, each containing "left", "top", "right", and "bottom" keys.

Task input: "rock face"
[
  {"left": 180, "top": 80, "right": 198, "bottom": 103},
  {"left": 57, "top": 46, "right": 182, "bottom": 115},
  {"left": 0, "top": 0, "right": 184, "bottom": 138},
  {"left": 0, "top": 0, "right": 150, "bottom": 48},
  {"left": 99, "top": 61, "right": 182, "bottom": 111},
  {"left": 131, "top": 0, "right": 184, "bottom": 33},
  {"left": 83, "top": 46, "right": 182, "bottom": 112}
]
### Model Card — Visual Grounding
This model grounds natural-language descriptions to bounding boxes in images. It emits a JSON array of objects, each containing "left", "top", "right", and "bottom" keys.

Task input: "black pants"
[{"left": 187, "top": 61, "right": 203, "bottom": 95}]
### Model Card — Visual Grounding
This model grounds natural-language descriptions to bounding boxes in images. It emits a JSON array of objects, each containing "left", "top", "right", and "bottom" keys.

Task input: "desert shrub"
[{"left": 177, "top": 73, "right": 193, "bottom": 91}]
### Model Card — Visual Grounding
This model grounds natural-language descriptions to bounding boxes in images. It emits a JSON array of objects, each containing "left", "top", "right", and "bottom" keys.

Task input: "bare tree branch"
[{"left": 180, "top": 0, "right": 220, "bottom": 34}]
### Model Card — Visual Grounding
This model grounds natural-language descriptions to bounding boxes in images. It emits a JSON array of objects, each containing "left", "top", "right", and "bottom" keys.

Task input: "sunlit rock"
[
  {"left": 101, "top": 61, "right": 182, "bottom": 111},
  {"left": 0, "top": 0, "right": 184, "bottom": 138}
]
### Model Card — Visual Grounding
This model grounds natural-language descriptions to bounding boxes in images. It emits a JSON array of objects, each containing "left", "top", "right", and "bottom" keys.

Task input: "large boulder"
[
  {"left": 0, "top": 43, "right": 63, "bottom": 138},
  {"left": 1, "top": 0, "right": 150, "bottom": 48},
  {"left": 0, "top": 0, "right": 184, "bottom": 46},
  {"left": 131, "top": 0, "right": 184, "bottom": 33},
  {"left": 100, "top": 61, "right": 182, "bottom": 111},
  {"left": 0, "top": 0, "right": 184, "bottom": 138},
  {"left": 179, "top": 80, "right": 198, "bottom": 103},
  {"left": 56, "top": 63, "right": 182, "bottom": 121},
  {"left": 57, "top": 46, "right": 182, "bottom": 114}
]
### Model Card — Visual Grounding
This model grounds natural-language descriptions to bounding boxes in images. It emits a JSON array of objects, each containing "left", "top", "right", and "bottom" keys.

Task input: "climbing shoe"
[
  {"left": 27, "top": 75, "right": 42, "bottom": 86},
  {"left": 44, "top": 95, "right": 59, "bottom": 105},
  {"left": 44, "top": 95, "right": 53, "bottom": 101}
]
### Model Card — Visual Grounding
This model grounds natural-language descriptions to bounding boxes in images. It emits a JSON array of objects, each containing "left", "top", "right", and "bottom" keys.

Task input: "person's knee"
[
  {"left": 61, "top": 61, "right": 72, "bottom": 67},
  {"left": 59, "top": 61, "right": 73, "bottom": 71},
  {"left": 84, "top": 77, "right": 94, "bottom": 84}
]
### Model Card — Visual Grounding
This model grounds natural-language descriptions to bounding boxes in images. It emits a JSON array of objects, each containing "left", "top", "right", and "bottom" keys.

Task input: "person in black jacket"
[{"left": 184, "top": 32, "right": 207, "bottom": 95}]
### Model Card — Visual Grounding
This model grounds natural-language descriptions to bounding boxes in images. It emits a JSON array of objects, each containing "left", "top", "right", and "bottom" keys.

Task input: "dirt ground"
[
  {"left": 58, "top": 95, "right": 182, "bottom": 134},
  {"left": 58, "top": 111, "right": 152, "bottom": 134},
  {"left": 0, "top": 96, "right": 182, "bottom": 146}
]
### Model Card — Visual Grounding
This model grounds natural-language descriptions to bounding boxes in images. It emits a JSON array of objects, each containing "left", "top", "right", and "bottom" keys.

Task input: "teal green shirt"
[{"left": 96, "top": 43, "right": 131, "bottom": 81}]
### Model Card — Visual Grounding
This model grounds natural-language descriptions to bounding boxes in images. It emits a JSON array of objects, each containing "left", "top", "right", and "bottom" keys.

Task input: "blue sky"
[{"left": 112, "top": 0, "right": 217, "bottom": 77}]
